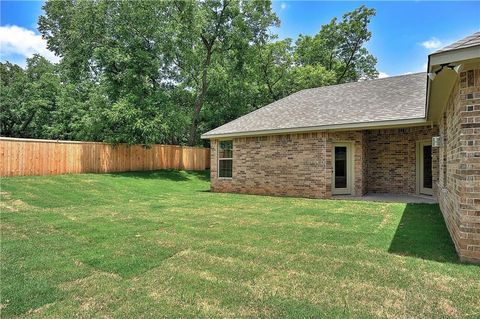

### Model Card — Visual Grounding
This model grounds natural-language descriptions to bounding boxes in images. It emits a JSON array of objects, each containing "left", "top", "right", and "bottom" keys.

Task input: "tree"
[
  {"left": 1, "top": 2, "right": 378, "bottom": 145},
  {"left": 0, "top": 61, "right": 26, "bottom": 136},
  {"left": 0, "top": 55, "right": 61, "bottom": 138},
  {"left": 295, "top": 5, "right": 378, "bottom": 83},
  {"left": 166, "top": 0, "right": 279, "bottom": 145},
  {"left": 254, "top": 39, "right": 337, "bottom": 102},
  {"left": 38, "top": 0, "right": 189, "bottom": 144},
  {"left": 256, "top": 39, "right": 294, "bottom": 101},
  {"left": 38, "top": 0, "right": 278, "bottom": 146}
]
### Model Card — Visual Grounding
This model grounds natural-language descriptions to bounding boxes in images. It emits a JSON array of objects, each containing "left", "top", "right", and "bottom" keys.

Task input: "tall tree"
[
  {"left": 1, "top": 2, "right": 380, "bottom": 144},
  {"left": 295, "top": 5, "right": 378, "bottom": 83},
  {"left": 0, "top": 61, "right": 26, "bottom": 136},
  {"left": 257, "top": 39, "right": 294, "bottom": 101},
  {"left": 38, "top": 0, "right": 279, "bottom": 146},
  {"left": 38, "top": 0, "right": 189, "bottom": 144},
  {"left": 167, "top": 0, "right": 279, "bottom": 145},
  {"left": 254, "top": 39, "right": 336, "bottom": 103},
  {"left": 0, "top": 55, "right": 61, "bottom": 138}
]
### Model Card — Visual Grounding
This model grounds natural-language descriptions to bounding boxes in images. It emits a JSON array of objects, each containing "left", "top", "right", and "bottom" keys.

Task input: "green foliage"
[
  {"left": 0, "top": 55, "right": 62, "bottom": 139},
  {"left": 295, "top": 5, "right": 378, "bottom": 83},
  {"left": 2, "top": 2, "right": 379, "bottom": 145}
]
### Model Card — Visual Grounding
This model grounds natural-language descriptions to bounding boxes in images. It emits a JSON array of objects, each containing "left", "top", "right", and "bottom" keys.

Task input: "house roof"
[
  {"left": 433, "top": 32, "right": 480, "bottom": 54},
  {"left": 426, "top": 32, "right": 480, "bottom": 123},
  {"left": 202, "top": 72, "right": 427, "bottom": 138}
]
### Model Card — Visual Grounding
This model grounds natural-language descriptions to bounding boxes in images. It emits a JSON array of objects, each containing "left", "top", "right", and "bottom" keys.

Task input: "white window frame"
[{"left": 218, "top": 140, "right": 233, "bottom": 179}]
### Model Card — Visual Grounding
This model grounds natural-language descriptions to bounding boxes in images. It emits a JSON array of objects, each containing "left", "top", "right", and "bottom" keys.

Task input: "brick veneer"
[
  {"left": 210, "top": 127, "right": 437, "bottom": 198},
  {"left": 211, "top": 132, "right": 330, "bottom": 198},
  {"left": 326, "top": 131, "right": 368, "bottom": 196},
  {"left": 438, "top": 65, "right": 480, "bottom": 264},
  {"left": 366, "top": 127, "right": 439, "bottom": 194}
]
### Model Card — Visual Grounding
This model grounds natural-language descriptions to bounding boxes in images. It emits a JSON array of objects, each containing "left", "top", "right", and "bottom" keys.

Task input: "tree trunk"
[
  {"left": 188, "top": 94, "right": 205, "bottom": 146},
  {"left": 20, "top": 110, "right": 37, "bottom": 135},
  {"left": 187, "top": 47, "right": 212, "bottom": 146},
  {"left": 186, "top": 2, "right": 226, "bottom": 145},
  {"left": 336, "top": 40, "right": 360, "bottom": 84}
]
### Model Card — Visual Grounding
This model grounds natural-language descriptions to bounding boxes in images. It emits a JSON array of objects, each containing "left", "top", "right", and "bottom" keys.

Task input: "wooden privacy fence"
[{"left": 0, "top": 137, "right": 210, "bottom": 177}]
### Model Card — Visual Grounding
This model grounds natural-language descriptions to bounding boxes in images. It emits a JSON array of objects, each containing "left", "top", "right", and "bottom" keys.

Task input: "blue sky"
[{"left": 1, "top": 1, "right": 479, "bottom": 76}]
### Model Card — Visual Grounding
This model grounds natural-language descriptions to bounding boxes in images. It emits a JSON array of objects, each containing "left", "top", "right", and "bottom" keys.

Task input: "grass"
[{"left": 1, "top": 170, "right": 479, "bottom": 318}]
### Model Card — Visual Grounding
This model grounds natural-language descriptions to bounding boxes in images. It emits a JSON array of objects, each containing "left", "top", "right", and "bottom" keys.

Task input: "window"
[{"left": 218, "top": 140, "right": 233, "bottom": 178}]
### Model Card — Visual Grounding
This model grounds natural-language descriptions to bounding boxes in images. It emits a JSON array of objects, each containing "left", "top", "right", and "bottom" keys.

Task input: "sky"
[{"left": 1, "top": 1, "right": 479, "bottom": 76}]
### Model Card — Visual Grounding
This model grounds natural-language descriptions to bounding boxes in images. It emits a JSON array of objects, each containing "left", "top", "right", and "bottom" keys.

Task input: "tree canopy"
[{"left": 1, "top": 1, "right": 378, "bottom": 146}]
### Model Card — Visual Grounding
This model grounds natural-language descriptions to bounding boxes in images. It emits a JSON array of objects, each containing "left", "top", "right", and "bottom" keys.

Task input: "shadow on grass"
[
  {"left": 388, "top": 203, "right": 458, "bottom": 263},
  {"left": 188, "top": 170, "right": 210, "bottom": 182},
  {"left": 108, "top": 169, "right": 210, "bottom": 182}
]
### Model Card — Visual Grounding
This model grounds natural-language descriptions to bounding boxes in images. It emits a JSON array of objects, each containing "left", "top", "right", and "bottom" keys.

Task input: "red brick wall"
[
  {"left": 210, "top": 128, "right": 437, "bottom": 199},
  {"left": 327, "top": 131, "right": 367, "bottom": 196},
  {"left": 438, "top": 65, "right": 480, "bottom": 264},
  {"left": 210, "top": 132, "right": 330, "bottom": 198},
  {"left": 366, "top": 127, "right": 439, "bottom": 195}
]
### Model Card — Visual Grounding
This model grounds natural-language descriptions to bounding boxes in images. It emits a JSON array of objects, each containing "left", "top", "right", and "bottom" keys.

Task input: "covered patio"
[{"left": 330, "top": 125, "right": 439, "bottom": 199}]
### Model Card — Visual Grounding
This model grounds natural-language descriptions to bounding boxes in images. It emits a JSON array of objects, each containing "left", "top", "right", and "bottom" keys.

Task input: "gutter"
[{"left": 201, "top": 117, "right": 429, "bottom": 139}]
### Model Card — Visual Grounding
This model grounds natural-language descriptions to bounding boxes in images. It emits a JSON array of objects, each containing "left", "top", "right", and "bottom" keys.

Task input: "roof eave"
[
  {"left": 201, "top": 117, "right": 429, "bottom": 139},
  {"left": 430, "top": 45, "right": 480, "bottom": 65},
  {"left": 426, "top": 44, "right": 480, "bottom": 123}
]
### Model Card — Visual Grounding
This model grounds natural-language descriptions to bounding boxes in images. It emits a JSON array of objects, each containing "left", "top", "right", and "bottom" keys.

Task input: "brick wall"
[
  {"left": 327, "top": 131, "right": 367, "bottom": 196},
  {"left": 438, "top": 65, "right": 480, "bottom": 264},
  {"left": 210, "top": 128, "right": 437, "bottom": 199},
  {"left": 210, "top": 132, "right": 330, "bottom": 198},
  {"left": 366, "top": 127, "right": 439, "bottom": 195}
]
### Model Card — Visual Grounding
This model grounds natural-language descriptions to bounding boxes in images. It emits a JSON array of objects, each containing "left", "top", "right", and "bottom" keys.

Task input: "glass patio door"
[
  {"left": 419, "top": 141, "right": 433, "bottom": 195},
  {"left": 333, "top": 144, "right": 352, "bottom": 195}
]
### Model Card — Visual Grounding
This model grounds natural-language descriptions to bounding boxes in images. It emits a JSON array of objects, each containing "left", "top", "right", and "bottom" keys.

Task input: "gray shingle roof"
[
  {"left": 434, "top": 32, "right": 480, "bottom": 54},
  {"left": 202, "top": 72, "right": 427, "bottom": 138}
]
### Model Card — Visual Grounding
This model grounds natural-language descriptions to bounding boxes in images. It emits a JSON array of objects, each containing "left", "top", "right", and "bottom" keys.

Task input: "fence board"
[{"left": 0, "top": 137, "right": 210, "bottom": 177}]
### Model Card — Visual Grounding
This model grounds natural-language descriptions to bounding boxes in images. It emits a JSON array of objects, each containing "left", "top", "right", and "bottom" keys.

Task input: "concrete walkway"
[{"left": 333, "top": 193, "right": 437, "bottom": 204}]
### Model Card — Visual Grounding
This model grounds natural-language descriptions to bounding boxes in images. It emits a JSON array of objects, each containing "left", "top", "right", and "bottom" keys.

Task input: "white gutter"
[
  {"left": 201, "top": 117, "right": 429, "bottom": 139},
  {"left": 429, "top": 45, "right": 480, "bottom": 66}
]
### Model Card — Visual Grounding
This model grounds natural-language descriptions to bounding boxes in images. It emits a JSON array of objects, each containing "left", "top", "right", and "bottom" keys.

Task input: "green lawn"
[{"left": 1, "top": 170, "right": 479, "bottom": 318}]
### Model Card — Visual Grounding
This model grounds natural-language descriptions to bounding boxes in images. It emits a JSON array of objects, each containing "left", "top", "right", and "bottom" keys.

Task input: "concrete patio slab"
[{"left": 333, "top": 193, "right": 437, "bottom": 204}]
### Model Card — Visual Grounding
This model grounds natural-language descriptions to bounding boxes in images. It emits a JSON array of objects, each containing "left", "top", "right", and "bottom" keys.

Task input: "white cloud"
[
  {"left": 378, "top": 71, "right": 390, "bottom": 78},
  {"left": 280, "top": 2, "right": 287, "bottom": 10},
  {"left": 420, "top": 37, "right": 442, "bottom": 50},
  {"left": 0, "top": 25, "right": 60, "bottom": 66}
]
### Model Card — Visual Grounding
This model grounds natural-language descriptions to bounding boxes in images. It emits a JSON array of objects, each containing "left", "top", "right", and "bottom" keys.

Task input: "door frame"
[
  {"left": 332, "top": 142, "right": 354, "bottom": 195},
  {"left": 416, "top": 140, "right": 433, "bottom": 195}
]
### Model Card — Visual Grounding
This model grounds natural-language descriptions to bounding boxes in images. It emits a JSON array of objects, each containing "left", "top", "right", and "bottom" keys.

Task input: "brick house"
[{"left": 202, "top": 33, "right": 480, "bottom": 263}]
